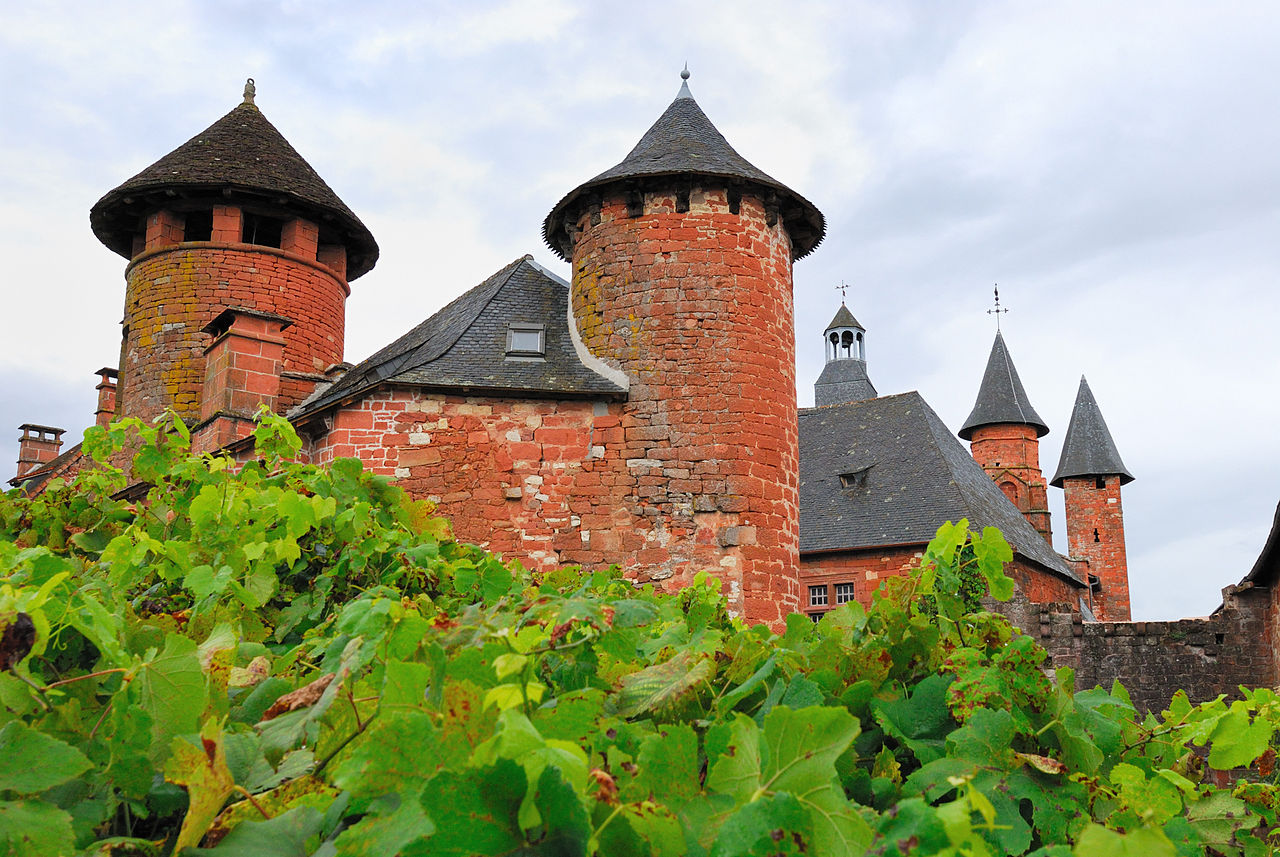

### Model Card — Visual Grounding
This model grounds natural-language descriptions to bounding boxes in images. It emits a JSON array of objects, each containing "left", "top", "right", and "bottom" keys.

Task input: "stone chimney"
[
  {"left": 16, "top": 424, "right": 65, "bottom": 479},
  {"left": 193, "top": 308, "right": 292, "bottom": 454},
  {"left": 95, "top": 368, "right": 119, "bottom": 427}
]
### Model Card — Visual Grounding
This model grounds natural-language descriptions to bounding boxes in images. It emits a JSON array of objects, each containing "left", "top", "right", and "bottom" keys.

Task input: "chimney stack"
[
  {"left": 95, "top": 368, "right": 119, "bottom": 427},
  {"left": 16, "top": 424, "right": 65, "bottom": 479}
]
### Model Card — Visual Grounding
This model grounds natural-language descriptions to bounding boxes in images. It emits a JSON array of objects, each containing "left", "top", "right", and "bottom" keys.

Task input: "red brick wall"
[
  {"left": 307, "top": 390, "right": 623, "bottom": 570},
  {"left": 118, "top": 226, "right": 348, "bottom": 425},
  {"left": 800, "top": 547, "right": 1080, "bottom": 616},
  {"left": 1062, "top": 475, "right": 1131, "bottom": 621},
  {"left": 565, "top": 186, "right": 800, "bottom": 625},
  {"left": 967, "top": 424, "right": 1052, "bottom": 544}
]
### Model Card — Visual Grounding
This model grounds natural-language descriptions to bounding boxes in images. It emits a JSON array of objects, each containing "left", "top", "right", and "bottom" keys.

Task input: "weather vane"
[
  {"left": 987, "top": 284, "right": 1008, "bottom": 330},
  {"left": 835, "top": 281, "right": 849, "bottom": 303}
]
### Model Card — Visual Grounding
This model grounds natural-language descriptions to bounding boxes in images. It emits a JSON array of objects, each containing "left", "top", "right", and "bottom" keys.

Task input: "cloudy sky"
[{"left": 2, "top": 1, "right": 1276, "bottom": 620}]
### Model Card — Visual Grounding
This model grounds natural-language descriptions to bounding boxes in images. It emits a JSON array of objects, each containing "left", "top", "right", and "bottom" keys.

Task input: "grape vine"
[{"left": 0, "top": 412, "right": 1277, "bottom": 855}]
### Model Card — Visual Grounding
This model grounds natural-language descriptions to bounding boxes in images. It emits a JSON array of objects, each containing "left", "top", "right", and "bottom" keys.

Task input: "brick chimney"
[
  {"left": 95, "top": 368, "right": 119, "bottom": 427},
  {"left": 192, "top": 308, "right": 293, "bottom": 454},
  {"left": 16, "top": 424, "right": 65, "bottom": 479}
]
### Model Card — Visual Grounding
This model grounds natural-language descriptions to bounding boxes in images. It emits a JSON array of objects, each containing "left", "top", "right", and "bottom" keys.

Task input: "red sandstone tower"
[
  {"left": 959, "top": 331, "right": 1054, "bottom": 543},
  {"left": 543, "top": 70, "right": 825, "bottom": 624},
  {"left": 88, "top": 80, "right": 378, "bottom": 431},
  {"left": 1051, "top": 376, "right": 1134, "bottom": 620}
]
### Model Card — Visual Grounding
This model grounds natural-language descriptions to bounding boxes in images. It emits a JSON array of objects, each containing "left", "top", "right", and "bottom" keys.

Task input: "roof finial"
[
  {"left": 677, "top": 63, "right": 693, "bottom": 99},
  {"left": 242, "top": 78, "right": 256, "bottom": 106},
  {"left": 835, "top": 281, "right": 848, "bottom": 304},
  {"left": 987, "top": 284, "right": 1008, "bottom": 331}
]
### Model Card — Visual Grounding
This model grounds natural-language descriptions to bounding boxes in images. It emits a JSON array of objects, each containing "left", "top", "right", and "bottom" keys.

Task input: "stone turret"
[
  {"left": 815, "top": 304, "right": 876, "bottom": 405},
  {"left": 1052, "top": 376, "right": 1134, "bottom": 620},
  {"left": 89, "top": 79, "right": 378, "bottom": 431},
  {"left": 543, "top": 69, "right": 824, "bottom": 625},
  {"left": 959, "top": 331, "right": 1053, "bottom": 543}
]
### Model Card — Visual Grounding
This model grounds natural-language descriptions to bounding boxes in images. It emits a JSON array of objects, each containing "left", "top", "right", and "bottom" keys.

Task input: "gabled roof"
[
  {"left": 7, "top": 442, "right": 84, "bottom": 495},
  {"left": 1242, "top": 502, "right": 1280, "bottom": 587},
  {"left": 293, "top": 256, "right": 627, "bottom": 418},
  {"left": 1050, "top": 376, "right": 1134, "bottom": 487},
  {"left": 814, "top": 358, "right": 876, "bottom": 406},
  {"left": 799, "top": 392, "right": 1081, "bottom": 584},
  {"left": 543, "top": 78, "right": 824, "bottom": 260},
  {"left": 826, "top": 304, "right": 863, "bottom": 331},
  {"left": 91, "top": 88, "right": 378, "bottom": 279},
  {"left": 958, "top": 332, "right": 1050, "bottom": 440}
]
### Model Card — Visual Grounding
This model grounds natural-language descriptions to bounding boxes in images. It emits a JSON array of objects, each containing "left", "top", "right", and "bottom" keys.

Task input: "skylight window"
[{"left": 506, "top": 323, "right": 545, "bottom": 359}]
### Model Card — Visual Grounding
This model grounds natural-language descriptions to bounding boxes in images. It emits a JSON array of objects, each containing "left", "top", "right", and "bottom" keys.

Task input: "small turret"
[
  {"left": 814, "top": 304, "right": 876, "bottom": 405},
  {"left": 960, "top": 331, "right": 1053, "bottom": 543},
  {"left": 1052, "top": 376, "right": 1134, "bottom": 620},
  {"left": 90, "top": 79, "right": 378, "bottom": 427}
]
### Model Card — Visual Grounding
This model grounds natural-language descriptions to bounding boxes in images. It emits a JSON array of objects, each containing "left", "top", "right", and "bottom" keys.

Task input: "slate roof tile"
[
  {"left": 544, "top": 81, "right": 824, "bottom": 260},
  {"left": 959, "top": 332, "right": 1049, "bottom": 439},
  {"left": 91, "top": 96, "right": 378, "bottom": 278},
  {"left": 800, "top": 391, "right": 1080, "bottom": 584},
  {"left": 1050, "top": 376, "right": 1134, "bottom": 486},
  {"left": 293, "top": 256, "right": 626, "bottom": 417}
]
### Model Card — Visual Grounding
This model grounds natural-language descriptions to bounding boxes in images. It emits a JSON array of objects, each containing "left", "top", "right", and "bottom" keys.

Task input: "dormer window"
[
  {"left": 839, "top": 467, "right": 870, "bottom": 490},
  {"left": 506, "top": 323, "right": 545, "bottom": 359}
]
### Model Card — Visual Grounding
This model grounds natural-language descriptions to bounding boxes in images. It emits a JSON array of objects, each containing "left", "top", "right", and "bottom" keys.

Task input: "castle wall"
[
  {"left": 1029, "top": 584, "right": 1275, "bottom": 712},
  {"left": 566, "top": 187, "right": 800, "bottom": 625},
  {"left": 120, "top": 240, "right": 347, "bottom": 424}
]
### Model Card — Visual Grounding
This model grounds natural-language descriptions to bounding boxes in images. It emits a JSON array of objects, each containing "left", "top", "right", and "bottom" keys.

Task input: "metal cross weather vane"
[
  {"left": 835, "top": 281, "right": 849, "bottom": 304},
  {"left": 987, "top": 285, "right": 1009, "bottom": 330}
]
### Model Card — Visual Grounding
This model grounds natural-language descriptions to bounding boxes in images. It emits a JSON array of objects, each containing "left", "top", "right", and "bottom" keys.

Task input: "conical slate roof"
[
  {"left": 91, "top": 83, "right": 379, "bottom": 279},
  {"left": 826, "top": 304, "right": 863, "bottom": 331},
  {"left": 543, "top": 76, "right": 824, "bottom": 260},
  {"left": 958, "top": 332, "right": 1050, "bottom": 440},
  {"left": 1050, "top": 377, "right": 1134, "bottom": 487}
]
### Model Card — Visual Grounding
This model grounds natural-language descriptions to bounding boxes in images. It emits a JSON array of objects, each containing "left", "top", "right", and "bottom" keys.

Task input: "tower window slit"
[
  {"left": 1095, "top": 477, "right": 1107, "bottom": 489},
  {"left": 242, "top": 212, "right": 283, "bottom": 248}
]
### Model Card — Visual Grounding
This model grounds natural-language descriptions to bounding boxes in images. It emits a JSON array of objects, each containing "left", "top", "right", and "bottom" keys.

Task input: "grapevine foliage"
[{"left": 1, "top": 413, "right": 1279, "bottom": 856}]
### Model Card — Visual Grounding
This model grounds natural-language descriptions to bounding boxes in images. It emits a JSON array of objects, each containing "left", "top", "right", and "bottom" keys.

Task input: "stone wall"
[
  {"left": 304, "top": 386, "right": 795, "bottom": 623},
  {"left": 1024, "top": 584, "right": 1275, "bottom": 712}
]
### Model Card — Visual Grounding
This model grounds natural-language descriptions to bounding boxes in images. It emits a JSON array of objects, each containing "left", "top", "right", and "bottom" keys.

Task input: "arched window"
[{"left": 840, "top": 330, "right": 854, "bottom": 358}]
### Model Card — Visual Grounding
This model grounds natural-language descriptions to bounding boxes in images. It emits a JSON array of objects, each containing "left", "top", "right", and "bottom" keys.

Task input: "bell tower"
[
  {"left": 814, "top": 302, "right": 877, "bottom": 405},
  {"left": 543, "top": 69, "right": 825, "bottom": 625},
  {"left": 89, "top": 80, "right": 378, "bottom": 429}
]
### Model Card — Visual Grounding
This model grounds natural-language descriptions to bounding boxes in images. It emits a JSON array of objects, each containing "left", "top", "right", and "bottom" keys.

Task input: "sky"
[{"left": 1, "top": 1, "right": 1276, "bottom": 620}]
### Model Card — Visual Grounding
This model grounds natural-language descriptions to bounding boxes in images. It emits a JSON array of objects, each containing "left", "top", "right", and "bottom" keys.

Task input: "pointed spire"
[
  {"left": 1050, "top": 376, "right": 1134, "bottom": 487},
  {"left": 958, "top": 332, "right": 1049, "bottom": 440},
  {"left": 91, "top": 83, "right": 379, "bottom": 278},
  {"left": 677, "top": 64, "right": 693, "bottom": 99},
  {"left": 544, "top": 73, "right": 825, "bottom": 260},
  {"left": 825, "top": 304, "right": 861, "bottom": 332}
]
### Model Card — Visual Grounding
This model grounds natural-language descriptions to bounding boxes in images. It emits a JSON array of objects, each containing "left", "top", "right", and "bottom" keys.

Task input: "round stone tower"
[
  {"left": 90, "top": 80, "right": 378, "bottom": 425},
  {"left": 543, "top": 71, "right": 824, "bottom": 625}
]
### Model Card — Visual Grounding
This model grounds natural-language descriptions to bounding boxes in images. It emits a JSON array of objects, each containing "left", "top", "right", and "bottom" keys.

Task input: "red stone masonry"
[
  {"left": 566, "top": 187, "right": 800, "bottom": 625},
  {"left": 117, "top": 208, "right": 348, "bottom": 425},
  {"left": 193, "top": 310, "right": 291, "bottom": 454},
  {"left": 968, "top": 424, "right": 1053, "bottom": 545},
  {"left": 800, "top": 548, "right": 1081, "bottom": 617},
  {"left": 1062, "top": 475, "right": 1131, "bottom": 621}
]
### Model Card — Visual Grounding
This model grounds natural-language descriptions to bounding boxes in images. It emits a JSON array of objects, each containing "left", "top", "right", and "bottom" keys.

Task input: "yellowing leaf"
[{"left": 165, "top": 720, "right": 235, "bottom": 851}]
